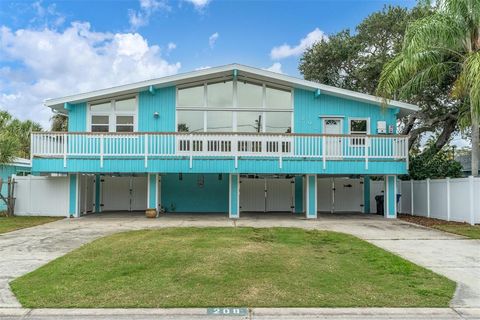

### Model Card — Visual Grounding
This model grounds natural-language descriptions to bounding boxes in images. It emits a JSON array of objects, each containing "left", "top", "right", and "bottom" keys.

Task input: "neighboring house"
[
  {"left": 31, "top": 64, "right": 417, "bottom": 218},
  {"left": 456, "top": 153, "right": 472, "bottom": 176},
  {"left": 0, "top": 158, "right": 31, "bottom": 211}
]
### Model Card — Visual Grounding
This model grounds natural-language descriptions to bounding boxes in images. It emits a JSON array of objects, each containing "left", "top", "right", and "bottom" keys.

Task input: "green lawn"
[
  {"left": 433, "top": 224, "right": 480, "bottom": 239},
  {"left": 11, "top": 227, "right": 455, "bottom": 308},
  {"left": 0, "top": 216, "right": 62, "bottom": 234}
]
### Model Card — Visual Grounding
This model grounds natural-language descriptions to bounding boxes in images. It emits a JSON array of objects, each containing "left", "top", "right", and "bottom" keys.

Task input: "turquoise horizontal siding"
[
  {"left": 294, "top": 89, "right": 397, "bottom": 134},
  {"left": 32, "top": 157, "right": 407, "bottom": 175},
  {"left": 162, "top": 173, "right": 228, "bottom": 212},
  {"left": 68, "top": 102, "right": 87, "bottom": 132},
  {"left": 138, "top": 86, "right": 176, "bottom": 132}
]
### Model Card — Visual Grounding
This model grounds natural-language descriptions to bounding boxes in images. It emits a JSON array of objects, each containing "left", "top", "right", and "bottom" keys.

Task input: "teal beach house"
[{"left": 31, "top": 64, "right": 416, "bottom": 218}]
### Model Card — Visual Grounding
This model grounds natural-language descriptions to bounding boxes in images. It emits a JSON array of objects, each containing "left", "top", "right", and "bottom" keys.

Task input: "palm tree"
[
  {"left": 51, "top": 114, "right": 68, "bottom": 132},
  {"left": 377, "top": 0, "right": 480, "bottom": 176}
]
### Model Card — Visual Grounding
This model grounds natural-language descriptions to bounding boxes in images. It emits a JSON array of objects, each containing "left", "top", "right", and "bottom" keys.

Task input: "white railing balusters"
[{"left": 30, "top": 132, "right": 409, "bottom": 168}]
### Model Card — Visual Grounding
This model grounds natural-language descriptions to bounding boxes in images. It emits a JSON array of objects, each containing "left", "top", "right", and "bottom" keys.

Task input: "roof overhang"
[{"left": 44, "top": 63, "right": 419, "bottom": 116}]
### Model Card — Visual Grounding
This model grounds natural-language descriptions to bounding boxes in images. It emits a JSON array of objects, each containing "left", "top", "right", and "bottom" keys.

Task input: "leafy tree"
[
  {"left": 0, "top": 110, "right": 42, "bottom": 163},
  {"left": 51, "top": 114, "right": 68, "bottom": 131},
  {"left": 377, "top": 0, "right": 480, "bottom": 176},
  {"left": 407, "top": 147, "right": 463, "bottom": 180},
  {"left": 300, "top": 5, "right": 461, "bottom": 156}
]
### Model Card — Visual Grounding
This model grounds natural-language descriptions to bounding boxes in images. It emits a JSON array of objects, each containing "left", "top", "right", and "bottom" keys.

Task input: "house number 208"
[{"left": 207, "top": 307, "right": 248, "bottom": 316}]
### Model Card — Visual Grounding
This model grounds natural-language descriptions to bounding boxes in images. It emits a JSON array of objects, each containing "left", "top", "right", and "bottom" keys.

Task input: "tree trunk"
[{"left": 471, "top": 107, "right": 479, "bottom": 176}]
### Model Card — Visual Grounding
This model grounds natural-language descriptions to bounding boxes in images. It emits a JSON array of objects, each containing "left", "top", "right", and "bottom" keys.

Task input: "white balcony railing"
[{"left": 31, "top": 132, "right": 409, "bottom": 169}]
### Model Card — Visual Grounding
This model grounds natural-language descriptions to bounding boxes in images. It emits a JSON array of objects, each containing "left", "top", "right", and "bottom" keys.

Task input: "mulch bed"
[{"left": 398, "top": 214, "right": 469, "bottom": 227}]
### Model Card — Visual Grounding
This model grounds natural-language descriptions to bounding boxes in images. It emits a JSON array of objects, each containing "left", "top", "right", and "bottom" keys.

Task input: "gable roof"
[{"left": 44, "top": 63, "right": 418, "bottom": 116}]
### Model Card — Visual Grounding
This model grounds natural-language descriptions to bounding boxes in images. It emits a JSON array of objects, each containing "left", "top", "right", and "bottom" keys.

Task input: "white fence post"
[
  {"left": 426, "top": 178, "right": 431, "bottom": 218},
  {"left": 469, "top": 176, "right": 475, "bottom": 226},
  {"left": 446, "top": 177, "right": 451, "bottom": 221},
  {"left": 410, "top": 179, "right": 414, "bottom": 216}
]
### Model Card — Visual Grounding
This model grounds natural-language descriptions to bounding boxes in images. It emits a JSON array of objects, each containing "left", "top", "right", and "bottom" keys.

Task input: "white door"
[
  {"left": 240, "top": 179, "right": 265, "bottom": 212},
  {"left": 102, "top": 176, "right": 147, "bottom": 211},
  {"left": 266, "top": 179, "right": 293, "bottom": 212},
  {"left": 131, "top": 176, "right": 148, "bottom": 211},
  {"left": 323, "top": 119, "right": 343, "bottom": 157},
  {"left": 102, "top": 176, "right": 131, "bottom": 211},
  {"left": 333, "top": 178, "right": 363, "bottom": 212}
]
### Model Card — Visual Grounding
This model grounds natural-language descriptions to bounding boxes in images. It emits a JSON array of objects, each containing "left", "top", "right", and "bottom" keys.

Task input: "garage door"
[
  {"left": 102, "top": 175, "right": 147, "bottom": 211},
  {"left": 240, "top": 178, "right": 293, "bottom": 212},
  {"left": 317, "top": 177, "right": 364, "bottom": 213}
]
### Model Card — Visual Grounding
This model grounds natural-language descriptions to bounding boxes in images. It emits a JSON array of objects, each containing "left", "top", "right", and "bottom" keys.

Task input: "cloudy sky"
[{"left": 0, "top": 0, "right": 415, "bottom": 129}]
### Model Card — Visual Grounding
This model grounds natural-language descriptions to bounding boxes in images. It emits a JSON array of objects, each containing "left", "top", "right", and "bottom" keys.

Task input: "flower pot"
[{"left": 145, "top": 208, "right": 157, "bottom": 218}]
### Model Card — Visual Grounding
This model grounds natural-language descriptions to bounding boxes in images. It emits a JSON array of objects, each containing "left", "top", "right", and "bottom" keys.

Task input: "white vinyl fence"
[
  {"left": 398, "top": 176, "right": 479, "bottom": 225},
  {"left": 13, "top": 175, "right": 69, "bottom": 216}
]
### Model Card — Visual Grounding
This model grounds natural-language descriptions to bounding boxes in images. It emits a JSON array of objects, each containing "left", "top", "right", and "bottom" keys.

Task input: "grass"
[
  {"left": 0, "top": 216, "right": 62, "bottom": 234},
  {"left": 399, "top": 214, "right": 480, "bottom": 239},
  {"left": 433, "top": 224, "right": 480, "bottom": 239},
  {"left": 11, "top": 227, "right": 455, "bottom": 308}
]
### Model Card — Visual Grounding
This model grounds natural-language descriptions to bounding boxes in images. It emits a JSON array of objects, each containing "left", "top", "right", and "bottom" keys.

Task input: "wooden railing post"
[
  {"left": 63, "top": 133, "right": 67, "bottom": 168},
  {"left": 322, "top": 135, "right": 326, "bottom": 170},
  {"left": 364, "top": 136, "right": 369, "bottom": 170},
  {"left": 100, "top": 135, "right": 104, "bottom": 168},
  {"left": 144, "top": 134, "right": 149, "bottom": 168}
]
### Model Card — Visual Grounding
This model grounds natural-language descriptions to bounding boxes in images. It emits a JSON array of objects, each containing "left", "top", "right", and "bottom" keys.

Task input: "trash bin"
[{"left": 375, "top": 195, "right": 384, "bottom": 215}]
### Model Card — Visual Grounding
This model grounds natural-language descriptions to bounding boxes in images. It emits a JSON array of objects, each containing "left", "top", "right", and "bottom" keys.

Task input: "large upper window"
[
  {"left": 207, "top": 81, "right": 233, "bottom": 108},
  {"left": 266, "top": 86, "right": 291, "bottom": 109},
  {"left": 177, "top": 110, "right": 203, "bottom": 133},
  {"left": 178, "top": 85, "right": 204, "bottom": 107},
  {"left": 237, "top": 81, "right": 263, "bottom": 108},
  {"left": 89, "top": 97, "right": 136, "bottom": 132},
  {"left": 176, "top": 78, "right": 293, "bottom": 133}
]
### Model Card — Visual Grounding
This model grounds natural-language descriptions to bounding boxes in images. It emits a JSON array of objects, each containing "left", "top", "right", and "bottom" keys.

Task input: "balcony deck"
[{"left": 31, "top": 132, "right": 409, "bottom": 174}]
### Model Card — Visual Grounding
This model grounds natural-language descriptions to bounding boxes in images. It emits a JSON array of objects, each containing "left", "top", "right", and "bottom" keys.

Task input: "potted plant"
[{"left": 145, "top": 208, "right": 157, "bottom": 218}]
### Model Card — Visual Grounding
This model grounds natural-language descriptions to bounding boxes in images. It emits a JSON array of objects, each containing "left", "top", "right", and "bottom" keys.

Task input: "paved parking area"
[{"left": 0, "top": 212, "right": 478, "bottom": 310}]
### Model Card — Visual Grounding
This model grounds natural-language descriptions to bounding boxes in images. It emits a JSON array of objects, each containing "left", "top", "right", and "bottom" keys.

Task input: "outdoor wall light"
[{"left": 153, "top": 112, "right": 159, "bottom": 118}]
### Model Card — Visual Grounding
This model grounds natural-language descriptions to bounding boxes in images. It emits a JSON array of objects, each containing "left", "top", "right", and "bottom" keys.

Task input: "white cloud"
[
  {"left": 195, "top": 66, "right": 211, "bottom": 70},
  {"left": 167, "top": 42, "right": 176, "bottom": 52},
  {"left": 270, "top": 28, "right": 327, "bottom": 60},
  {"left": 184, "top": 0, "right": 211, "bottom": 10},
  {"left": 209, "top": 32, "right": 219, "bottom": 48},
  {"left": 0, "top": 22, "right": 181, "bottom": 129},
  {"left": 30, "top": 0, "right": 66, "bottom": 28},
  {"left": 129, "top": 0, "right": 170, "bottom": 30},
  {"left": 264, "top": 62, "right": 283, "bottom": 74}
]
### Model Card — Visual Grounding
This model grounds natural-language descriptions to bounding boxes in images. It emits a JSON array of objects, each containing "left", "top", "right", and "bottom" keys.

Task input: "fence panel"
[
  {"left": 449, "top": 178, "right": 472, "bottom": 223},
  {"left": 429, "top": 180, "right": 448, "bottom": 220},
  {"left": 398, "top": 177, "right": 479, "bottom": 225},
  {"left": 400, "top": 181, "right": 411, "bottom": 214},
  {"left": 14, "top": 175, "right": 69, "bottom": 216},
  {"left": 412, "top": 181, "right": 428, "bottom": 217}
]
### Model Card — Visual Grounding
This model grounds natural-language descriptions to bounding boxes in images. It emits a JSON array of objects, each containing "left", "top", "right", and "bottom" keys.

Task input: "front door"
[{"left": 323, "top": 118, "right": 343, "bottom": 157}]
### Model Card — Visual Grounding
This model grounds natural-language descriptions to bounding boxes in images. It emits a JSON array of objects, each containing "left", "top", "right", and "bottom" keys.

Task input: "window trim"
[
  {"left": 348, "top": 117, "right": 370, "bottom": 135},
  {"left": 348, "top": 117, "right": 370, "bottom": 147},
  {"left": 87, "top": 95, "right": 138, "bottom": 133}
]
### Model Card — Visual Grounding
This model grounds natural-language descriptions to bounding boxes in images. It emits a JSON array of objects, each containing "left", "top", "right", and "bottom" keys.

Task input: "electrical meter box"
[{"left": 377, "top": 121, "right": 387, "bottom": 134}]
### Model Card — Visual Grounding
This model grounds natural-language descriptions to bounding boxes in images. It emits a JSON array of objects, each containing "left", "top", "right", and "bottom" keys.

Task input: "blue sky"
[{"left": 0, "top": 0, "right": 416, "bottom": 127}]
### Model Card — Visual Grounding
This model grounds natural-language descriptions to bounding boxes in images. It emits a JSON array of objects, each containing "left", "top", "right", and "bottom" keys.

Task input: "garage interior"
[{"left": 76, "top": 173, "right": 377, "bottom": 217}]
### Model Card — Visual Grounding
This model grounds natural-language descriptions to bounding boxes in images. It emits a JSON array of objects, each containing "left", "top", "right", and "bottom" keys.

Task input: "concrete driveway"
[{"left": 0, "top": 212, "right": 478, "bottom": 311}]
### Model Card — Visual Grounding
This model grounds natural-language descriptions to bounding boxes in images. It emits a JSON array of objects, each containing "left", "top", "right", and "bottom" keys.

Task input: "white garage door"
[
  {"left": 333, "top": 178, "right": 363, "bottom": 212},
  {"left": 102, "top": 175, "right": 147, "bottom": 211},
  {"left": 240, "top": 178, "right": 293, "bottom": 212},
  {"left": 317, "top": 177, "right": 364, "bottom": 213},
  {"left": 266, "top": 179, "right": 293, "bottom": 212},
  {"left": 317, "top": 178, "right": 333, "bottom": 212},
  {"left": 240, "top": 179, "right": 265, "bottom": 212}
]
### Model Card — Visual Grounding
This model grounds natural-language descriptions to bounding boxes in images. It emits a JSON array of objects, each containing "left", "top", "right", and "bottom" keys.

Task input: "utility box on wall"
[{"left": 377, "top": 121, "right": 387, "bottom": 134}]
